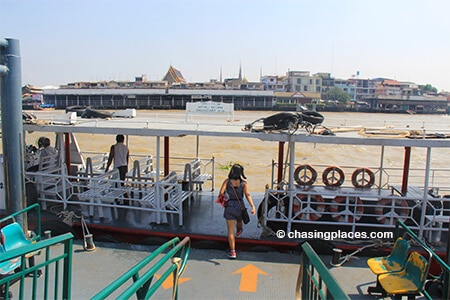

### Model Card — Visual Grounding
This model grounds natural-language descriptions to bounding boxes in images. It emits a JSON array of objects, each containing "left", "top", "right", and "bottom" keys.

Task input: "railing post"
[
  {"left": 418, "top": 147, "right": 432, "bottom": 239},
  {"left": 298, "top": 242, "right": 350, "bottom": 300},
  {"left": 63, "top": 237, "right": 73, "bottom": 300},
  {"left": 172, "top": 257, "right": 182, "bottom": 300},
  {"left": 287, "top": 139, "right": 296, "bottom": 233}
]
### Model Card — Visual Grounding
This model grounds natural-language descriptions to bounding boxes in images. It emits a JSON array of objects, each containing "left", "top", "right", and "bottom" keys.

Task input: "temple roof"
[{"left": 163, "top": 65, "right": 186, "bottom": 84}]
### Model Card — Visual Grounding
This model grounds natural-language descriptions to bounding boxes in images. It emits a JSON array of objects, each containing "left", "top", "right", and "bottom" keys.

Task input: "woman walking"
[{"left": 218, "top": 164, "right": 256, "bottom": 259}]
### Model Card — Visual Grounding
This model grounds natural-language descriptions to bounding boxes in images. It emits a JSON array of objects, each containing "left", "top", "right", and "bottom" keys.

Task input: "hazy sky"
[{"left": 1, "top": 0, "right": 449, "bottom": 91}]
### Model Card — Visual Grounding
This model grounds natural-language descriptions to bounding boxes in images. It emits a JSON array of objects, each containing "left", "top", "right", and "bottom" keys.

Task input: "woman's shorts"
[{"left": 223, "top": 200, "right": 245, "bottom": 221}]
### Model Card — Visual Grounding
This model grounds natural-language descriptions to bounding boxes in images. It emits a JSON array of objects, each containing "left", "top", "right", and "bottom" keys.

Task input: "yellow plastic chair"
[
  {"left": 367, "top": 237, "right": 410, "bottom": 294},
  {"left": 378, "top": 251, "right": 429, "bottom": 298},
  {"left": 367, "top": 237, "right": 410, "bottom": 275}
]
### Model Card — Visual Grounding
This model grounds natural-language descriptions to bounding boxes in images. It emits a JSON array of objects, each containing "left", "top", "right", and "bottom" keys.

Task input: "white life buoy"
[
  {"left": 294, "top": 164, "right": 317, "bottom": 186},
  {"left": 294, "top": 194, "right": 326, "bottom": 221},
  {"left": 351, "top": 168, "right": 375, "bottom": 189},
  {"left": 322, "top": 166, "right": 345, "bottom": 188},
  {"left": 375, "top": 198, "right": 409, "bottom": 224},
  {"left": 329, "top": 196, "right": 364, "bottom": 222}
]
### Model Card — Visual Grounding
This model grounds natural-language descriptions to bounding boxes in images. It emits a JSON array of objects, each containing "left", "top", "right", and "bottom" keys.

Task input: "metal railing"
[
  {"left": 296, "top": 242, "right": 349, "bottom": 300},
  {"left": 0, "top": 203, "right": 74, "bottom": 299},
  {"left": 91, "top": 236, "right": 190, "bottom": 300},
  {"left": 0, "top": 203, "right": 41, "bottom": 239},
  {"left": 261, "top": 183, "right": 450, "bottom": 242},
  {"left": 395, "top": 220, "right": 450, "bottom": 300},
  {"left": 0, "top": 233, "right": 74, "bottom": 300},
  {"left": 271, "top": 161, "right": 450, "bottom": 191}
]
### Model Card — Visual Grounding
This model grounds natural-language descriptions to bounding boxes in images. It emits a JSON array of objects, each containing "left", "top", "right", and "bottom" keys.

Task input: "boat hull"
[{"left": 81, "top": 107, "right": 113, "bottom": 119}]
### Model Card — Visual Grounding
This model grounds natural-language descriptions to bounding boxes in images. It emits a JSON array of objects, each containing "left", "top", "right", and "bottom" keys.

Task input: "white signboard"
[{"left": 186, "top": 101, "right": 234, "bottom": 122}]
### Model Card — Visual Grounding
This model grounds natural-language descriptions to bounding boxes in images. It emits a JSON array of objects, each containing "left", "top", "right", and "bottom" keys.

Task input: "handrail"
[
  {"left": 273, "top": 160, "right": 450, "bottom": 190},
  {"left": 0, "top": 232, "right": 74, "bottom": 299},
  {"left": 91, "top": 236, "right": 191, "bottom": 300},
  {"left": 0, "top": 202, "right": 41, "bottom": 240},
  {"left": 395, "top": 220, "right": 450, "bottom": 300},
  {"left": 296, "top": 242, "right": 349, "bottom": 300}
]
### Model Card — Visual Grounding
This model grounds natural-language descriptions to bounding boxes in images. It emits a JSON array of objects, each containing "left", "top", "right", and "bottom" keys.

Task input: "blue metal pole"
[{"left": 0, "top": 38, "right": 25, "bottom": 216}]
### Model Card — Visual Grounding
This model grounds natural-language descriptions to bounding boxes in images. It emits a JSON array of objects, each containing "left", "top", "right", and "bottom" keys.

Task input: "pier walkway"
[{"left": 17, "top": 240, "right": 387, "bottom": 299}]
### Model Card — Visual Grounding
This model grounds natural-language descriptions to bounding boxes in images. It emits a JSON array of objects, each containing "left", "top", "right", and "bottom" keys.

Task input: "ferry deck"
[
  {"left": 20, "top": 110, "right": 450, "bottom": 251},
  {"left": 3, "top": 239, "right": 382, "bottom": 299},
  {"left": 3, "top": 110, "right": 450, "bottom": 299}
]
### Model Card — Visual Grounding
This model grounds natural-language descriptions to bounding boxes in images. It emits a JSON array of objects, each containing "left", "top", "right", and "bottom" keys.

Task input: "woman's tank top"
[{"left": 227, "top": 180, "right": 244, "bottom": 201}]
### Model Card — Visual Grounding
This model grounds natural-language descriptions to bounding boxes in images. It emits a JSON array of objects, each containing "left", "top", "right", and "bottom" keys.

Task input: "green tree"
[
  {"left": 419, "top": 84, "right": 438, "bottom": 94},
  {"left": 322, "top": 87, "right": 350, "bottom": 104}
]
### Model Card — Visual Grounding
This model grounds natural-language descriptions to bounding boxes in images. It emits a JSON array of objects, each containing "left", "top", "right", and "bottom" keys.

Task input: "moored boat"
[
  {"left": 65, "top": 106, "right": 136, "bottom": 118},
  {"left": 81, "top": 107, "right": 113, "bottom": 119},
  {"left": 65, "top": 105, "right": 88, "bottom": 116},
  {"left": 10, "top": 109, "right": 449, "bottom": 255}
]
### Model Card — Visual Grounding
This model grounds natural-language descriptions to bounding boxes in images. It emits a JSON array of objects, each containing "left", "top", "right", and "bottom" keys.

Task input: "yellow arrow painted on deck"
[
  {"left": 154, "top": 273, "right": 192, "bottom": 289},
  {"left": 233, "top": 263, "right": 268, "bottom": 292}
]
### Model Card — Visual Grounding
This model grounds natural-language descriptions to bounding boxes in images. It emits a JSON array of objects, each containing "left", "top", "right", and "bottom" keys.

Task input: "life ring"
[
  {"left": 329, "top": 196, "right": 364, "bottom": 222},
  {"left": 322, "top": 166, "right": 345, "bottom": 188},
  {"left": 375, "top": 198, "right": 409, "bottom": 225},
  {"left": 294, "top": 164, "right": 317, "bottom": 186},
  {"left": 351, "top": 168, "right": 375, "bottom": 189},
  {"left": 294, "top": 194, "right": 326, "bottom": 221}
]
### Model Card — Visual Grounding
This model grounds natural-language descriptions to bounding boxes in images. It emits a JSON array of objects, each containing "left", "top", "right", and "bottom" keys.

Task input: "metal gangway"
[{"left": 91, "top": 236, "right": 190, "bottom": 300}]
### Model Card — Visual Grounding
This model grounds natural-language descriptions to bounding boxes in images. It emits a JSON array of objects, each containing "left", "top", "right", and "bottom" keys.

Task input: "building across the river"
[
  {"left": 43, "top": 88, "right": 278, "bottom": 111},
  {"left": 28, "top": 65, "right": 450, "bottom": 113},
  {"left": 42, "top": 86, "right": 448, "bottom": 114}
]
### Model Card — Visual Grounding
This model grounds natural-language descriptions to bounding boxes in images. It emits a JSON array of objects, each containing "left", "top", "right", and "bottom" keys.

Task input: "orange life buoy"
[
  {"left": 294, "top": 164, "right": 317, "bottom": 186},
  {"left": 322, "top": 166, "right": 345, "bottom": 188},
  {"left": 329, "top": 196, "right": 364, "bottom": 222},
  {"left": 294, "top": 194, "right": 325, "bottom": 221},
  {"left": 375, "top": 198, "right": 409, "bottom": 224},
  {"left": 351, "top": 168, "right": 375, "bottom": 189}
]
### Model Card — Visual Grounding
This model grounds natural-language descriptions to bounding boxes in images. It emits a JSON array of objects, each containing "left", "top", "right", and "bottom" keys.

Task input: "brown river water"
[{"left": 15, "top": 110, "right": 450, "bottom": 192}]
